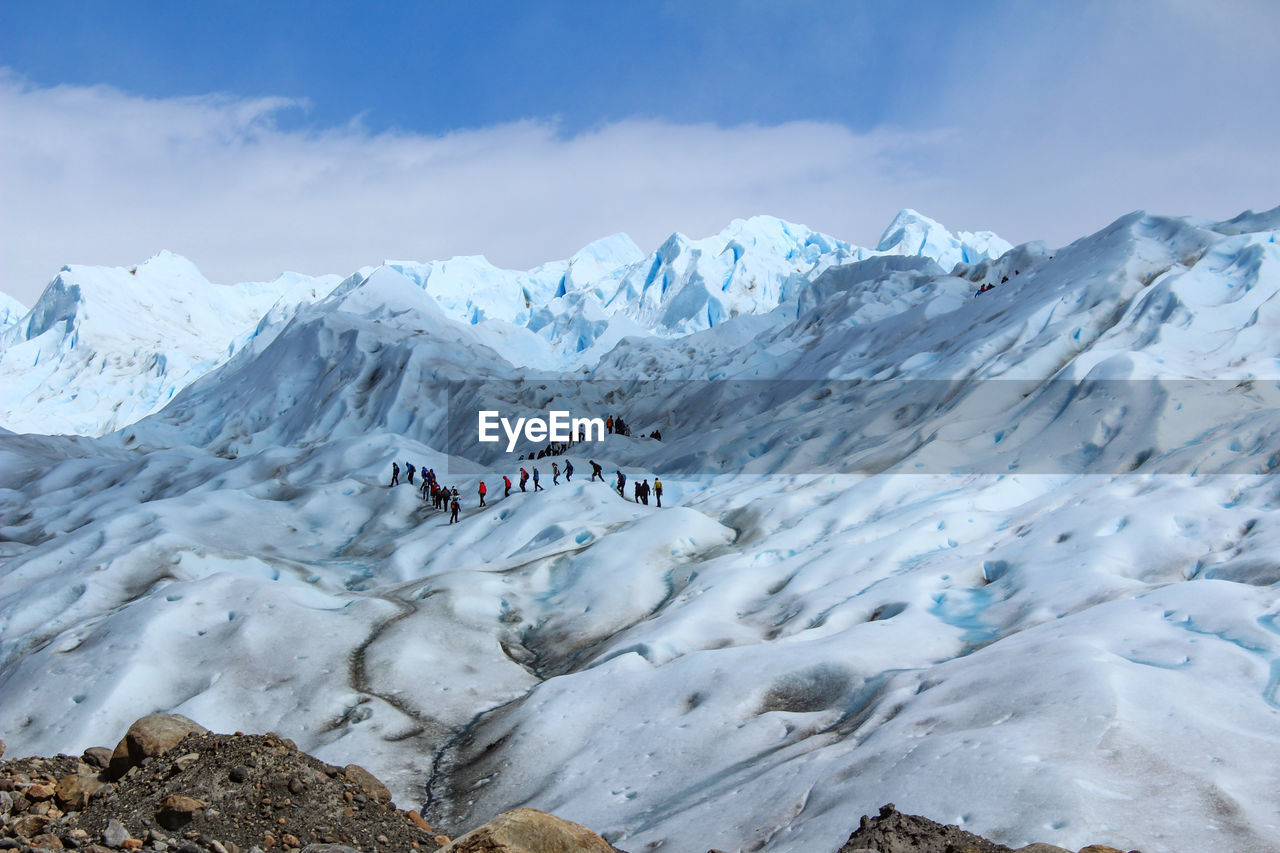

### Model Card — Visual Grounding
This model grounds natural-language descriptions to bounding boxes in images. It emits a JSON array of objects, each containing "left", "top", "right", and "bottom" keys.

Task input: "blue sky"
[
  {"left": 2, "top": 1, "right": 1278, "bottom": 305},
  {"left": 1, "top": 2, "right": 951, "bottom": 133}
]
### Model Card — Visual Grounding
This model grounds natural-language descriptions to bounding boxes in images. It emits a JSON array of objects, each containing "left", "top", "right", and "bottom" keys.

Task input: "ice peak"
[
  {"left": 876, "top": 208, "right": 1011, "bottom": 270},
  {"left": 875, "top": 208, "right": 949, "bottom": 253},
  {"left": 0, "top": 290, "right": 27, "bottom": 332}
]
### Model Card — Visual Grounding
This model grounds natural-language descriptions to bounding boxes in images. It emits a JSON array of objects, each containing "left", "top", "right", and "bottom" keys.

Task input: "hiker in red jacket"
[
  {"left": 478, "top": 480, "right": 487, "bottom": 507},
  {"left": 503, "top": 474, "right": 512, "bottom": 497}
]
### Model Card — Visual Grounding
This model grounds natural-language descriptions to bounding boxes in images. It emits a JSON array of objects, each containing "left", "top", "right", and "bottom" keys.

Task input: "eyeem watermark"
[{"left": 478, "top": 410, "right": 605, "bottom": 452}]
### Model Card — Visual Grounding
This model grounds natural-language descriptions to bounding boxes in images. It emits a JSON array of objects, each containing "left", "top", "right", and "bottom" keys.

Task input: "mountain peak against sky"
[
  {"left": 0, "top": 252, "right": 342, "bottom": 435},
  {"left": 876, "top": 208, "right": 1014, "bottom": 270}
]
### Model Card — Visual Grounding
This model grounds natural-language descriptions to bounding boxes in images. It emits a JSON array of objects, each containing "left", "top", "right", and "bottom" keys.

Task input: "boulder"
[
  {"left": 82, "top": 747, "right": 113, "bottom": 770},
  {"left": 13, "top": 813, "right": 53, "bottom": 838},
  {"left": 1015, "top": 845, "right": 1073, "bottom": 853},
  {"left": 55, "top": 771, "right": 108, "bottom": 811},
  {"left": 25, "top": 783, "right": 55, "bottom": 800},
  {"left": 838, "top": 803, "right": 1014, "bottom": 853},
  {"left": 103, "top": 818, "right": 131, "bottom": 847},
  {"left": 438, "top": 808, "right": 616, "bottom": 853},
  {"left": 341, "top": 765, "right": 391, "bottom": 805},
  {"left": 1078, "top": 847, "right": 1126, "bottom": 853},
  {"left": 108, "top": 715, "right": 208, "bottom": 780},
  {"left": 156, "top": 795, "right": 206, "bottom": 830}
]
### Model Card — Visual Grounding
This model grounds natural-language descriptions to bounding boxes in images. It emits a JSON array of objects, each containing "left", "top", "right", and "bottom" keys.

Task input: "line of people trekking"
[
  {"left": 389, "top": 462, "right": 466, "bottom": 523},
  {"left": 389, "top": 455, "right": 664, "bottom": 524}
]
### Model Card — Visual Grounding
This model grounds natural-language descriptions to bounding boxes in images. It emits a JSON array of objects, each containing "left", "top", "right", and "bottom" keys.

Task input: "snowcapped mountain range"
[
  {"left": 2, "top": 206, "right": 1280, "bottom": 853},
  {"left": 0, "top": 211, "right": 1008, "bottom": 438}
]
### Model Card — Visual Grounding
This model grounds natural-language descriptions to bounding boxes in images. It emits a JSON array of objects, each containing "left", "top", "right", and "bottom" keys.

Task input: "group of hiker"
[
  {"left": 611, "top": 469, "right": 660, "bottom": 506},
  {"left": 389, "top": 462, "right": 465, "bottom": 523},
  {"left": 389, "top": 456, "right": 664, "bottom": 522}
]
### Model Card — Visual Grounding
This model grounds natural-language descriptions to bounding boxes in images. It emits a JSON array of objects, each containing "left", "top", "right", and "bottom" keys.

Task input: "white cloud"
[{"left": 2, "top": 31, "right": 1277, "bottom": 309}]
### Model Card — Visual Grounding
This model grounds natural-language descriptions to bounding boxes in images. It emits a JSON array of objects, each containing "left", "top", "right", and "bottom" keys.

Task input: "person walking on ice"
[
  {"left": 533, "top": 467, "right": 544, "bottom": 491},
  {"left": 616, "top": 470, "right": 626, "bottom": 498},
  {"left": 478, "top": 480, "right": 487, "bottom": 507},
  {"left": 390, "top": 462, "right": 400, "bottom": 486},
  {"left": 520, "top": 467, "right": 529, "bottom": 492},
  {"left": 552, "top": 462, "right": 560, "bottom": 485},
  {"left": 420, "top": 476, "right": 429, "bottom": 500},
  {"left": 590, "top": 460, "right": 603, "bottom": 481},
  {"left": 406, "top": 463, "right": 416, "bottom": 485},
  {"left": 654, "top": 477, "right": 663, "bottom": 507},
  {"left": 449, "top": 493, "right": 460, "bottom": 524},
  {"left": 565, "top": 460, "right": 574, "bottom": 482},
  {"left": 503, "top": 474, "right": 512, "bottom": 497}
]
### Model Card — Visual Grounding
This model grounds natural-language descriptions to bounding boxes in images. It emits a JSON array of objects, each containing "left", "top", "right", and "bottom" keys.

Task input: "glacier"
[{"left": 1, "top": 207, "right": 1280, "bottom": 853}]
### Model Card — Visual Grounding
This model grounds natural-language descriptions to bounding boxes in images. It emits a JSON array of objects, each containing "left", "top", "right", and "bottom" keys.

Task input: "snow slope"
[{"left": 3, "top": 208, "right": 1280, "bottom": 853}]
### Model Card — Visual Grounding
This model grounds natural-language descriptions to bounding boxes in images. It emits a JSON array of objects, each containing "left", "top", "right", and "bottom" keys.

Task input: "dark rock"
[
  {"left": 13, "top": 813, "right": 52, "bottom": 839},
  {"left": 228, "top": 767, "right": 248, "bottom": 784},
  {"left": 102, "top": 819, "right": 130, "bottom": 848},
  {"left": 81, "top": 750, "right": 112, "bottom": 771},
  {"left": 838, "top": 803, "right": 1015, "bottom": 853},
  {"left": 74, "top": 731, "right": 441, "bottom": 853}
]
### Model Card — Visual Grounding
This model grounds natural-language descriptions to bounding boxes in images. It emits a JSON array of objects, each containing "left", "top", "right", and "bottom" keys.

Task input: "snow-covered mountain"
[
  {"left": 0, "top": 212, "right": 1010, "bottom": 438},
  {"left": 0, "top": 252, "right": 342, "bottom": 436},
  {"left": 3, "top": 207, "right": 1280, "bottom": 853}
]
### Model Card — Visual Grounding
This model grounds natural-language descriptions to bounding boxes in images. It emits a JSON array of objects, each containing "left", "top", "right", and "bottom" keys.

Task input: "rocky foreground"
[{"left": 1, "top": 717, "right": 1141, "bottom": 853}]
